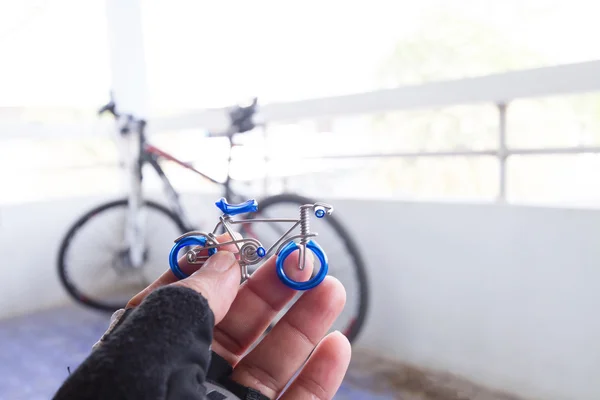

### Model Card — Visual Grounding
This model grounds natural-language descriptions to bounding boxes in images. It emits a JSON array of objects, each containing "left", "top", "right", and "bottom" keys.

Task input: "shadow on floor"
[{"left": 343, "top": 349, "right": 525, "bottom": 400}]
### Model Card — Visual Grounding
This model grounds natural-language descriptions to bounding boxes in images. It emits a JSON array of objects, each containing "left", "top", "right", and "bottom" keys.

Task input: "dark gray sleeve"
[{"left": 53, "top": 285, "right": 214, "bottom": 400}]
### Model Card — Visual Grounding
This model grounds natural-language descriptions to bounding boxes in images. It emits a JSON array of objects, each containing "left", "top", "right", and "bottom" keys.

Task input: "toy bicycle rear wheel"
[
  {"left": 169, "top": 235, "right": 217, "bottom": 280},
  {"left": 241, "top": 193, "right": 370, "bottom": 344}
]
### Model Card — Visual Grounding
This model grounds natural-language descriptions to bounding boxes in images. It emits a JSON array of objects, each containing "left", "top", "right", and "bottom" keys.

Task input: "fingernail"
[
  {"left": 231, "top": 231, "right": 243, "bottom": 241},
  {"left": 197, "top": 251, "right": 236, "bottom": 273}
]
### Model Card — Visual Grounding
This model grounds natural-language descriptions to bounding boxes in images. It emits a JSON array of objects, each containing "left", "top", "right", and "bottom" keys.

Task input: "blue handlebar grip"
[{"left": 215, "top": 198, "right": 258, "bottom": 216}]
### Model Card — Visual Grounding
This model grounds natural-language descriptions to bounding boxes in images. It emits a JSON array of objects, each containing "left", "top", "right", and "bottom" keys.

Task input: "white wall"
[
  {"left": 0, "top": 195, "right": 117, "bottom": 318},
  {"left": 1, "top": 194, "right": 598, "bottom": 400},
  {"left": 345, "top": 199, "right": 600, "bottom": 400}
]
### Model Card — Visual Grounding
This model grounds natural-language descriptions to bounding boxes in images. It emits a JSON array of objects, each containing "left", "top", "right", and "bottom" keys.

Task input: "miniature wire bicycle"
[{"left": 169, "top": 198, "right": 333, "bottom": 290}]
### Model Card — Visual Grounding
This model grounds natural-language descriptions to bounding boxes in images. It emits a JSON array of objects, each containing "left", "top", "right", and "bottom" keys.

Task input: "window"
[{"left": 3, "top": 0, "right": 600, "bottom": 207}]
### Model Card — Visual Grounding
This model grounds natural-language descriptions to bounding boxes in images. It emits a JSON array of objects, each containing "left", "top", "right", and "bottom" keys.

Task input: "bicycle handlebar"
[
  {"left": 98, "top": 91, "right": 120, "bottom": 118},
  {"left": 227, "top": 97, "right": 259, "bottom": 134},
  {"left": 98, "top": 92, "right": 260, "bottom": 135},
  {"left": 98, "top": 100, "right": 118, "bottom": 118},
  {"left": 97, "top": 93, "right": 142, "bottom": 136}
]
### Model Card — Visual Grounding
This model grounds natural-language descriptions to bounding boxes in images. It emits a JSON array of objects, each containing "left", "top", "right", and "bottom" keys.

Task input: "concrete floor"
[
  {"left": 0, "top": 304, "right": 390, "bottom": 400},
  {"left": 0, "top": 305, "right": 522, "bottom": 400}
]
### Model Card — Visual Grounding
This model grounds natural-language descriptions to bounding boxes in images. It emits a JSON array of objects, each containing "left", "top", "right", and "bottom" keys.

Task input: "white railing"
[
  {"left": 2, "top": 61, "right": 600, "bottom": 202},
  {"left": 145, "top": 60, "right": 600, "bottom": 202}
]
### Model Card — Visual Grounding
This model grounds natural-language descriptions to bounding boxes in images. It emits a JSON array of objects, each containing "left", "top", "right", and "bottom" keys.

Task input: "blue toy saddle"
[{"left": 215, "top": 197, "right": 258, "bottom": 216}]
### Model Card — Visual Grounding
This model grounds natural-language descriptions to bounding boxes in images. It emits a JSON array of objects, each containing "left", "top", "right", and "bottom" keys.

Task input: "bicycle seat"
[{"left": 215, "top": 198, "right": 258, "bottom": 216}]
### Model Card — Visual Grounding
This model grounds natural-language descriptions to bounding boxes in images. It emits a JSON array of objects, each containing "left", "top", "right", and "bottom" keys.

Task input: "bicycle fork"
[
  {"left": 126, "top": 179, "right": 145, "bottom": 268},
  {"left": 125, "top": 127, "right": 146, "bottom": 269}
]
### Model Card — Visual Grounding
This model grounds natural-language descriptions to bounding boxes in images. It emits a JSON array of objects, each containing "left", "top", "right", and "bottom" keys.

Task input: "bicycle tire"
[
  {"left": 57, "top": 199, "right": 188, "bottom": 312},
  {"left": 243, "top": 193, "right": 370, "bottom": 344}
]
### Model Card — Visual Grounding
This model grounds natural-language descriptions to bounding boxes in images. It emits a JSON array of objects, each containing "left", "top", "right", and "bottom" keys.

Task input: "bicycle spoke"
[
  {"left": 95, "top": 213, "right": 125, "bottom": 245},
  {"left": 59, "top": 200, "right": 187, "bottom": 312},
  {"left": 91, "top": 260, "right": 115, "bottom": 285}
]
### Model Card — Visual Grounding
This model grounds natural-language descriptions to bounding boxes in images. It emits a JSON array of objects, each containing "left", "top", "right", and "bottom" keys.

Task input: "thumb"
[{"left": 171, "top": 250, "right": 241, "bottom": 323}]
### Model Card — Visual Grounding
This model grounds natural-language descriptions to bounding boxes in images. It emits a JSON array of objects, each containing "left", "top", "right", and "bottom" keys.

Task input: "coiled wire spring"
[
  {"left": 297, "top": 205, "right": 313, "bottom": 270},
  {"left": 300, "top": 205, "right": 311, "bottom": 244}
]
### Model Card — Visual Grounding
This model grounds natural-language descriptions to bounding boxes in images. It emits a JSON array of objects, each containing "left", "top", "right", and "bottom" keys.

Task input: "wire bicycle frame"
[{"left": 169, "top": 199, "right": 334, "bottom": 290}]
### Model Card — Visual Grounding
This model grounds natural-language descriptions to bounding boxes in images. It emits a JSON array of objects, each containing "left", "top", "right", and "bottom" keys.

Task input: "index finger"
[
  {"left": 127, "top": 232, "right": 238, "bottom": 307},
  {"left": 212, "top": 247, "right": 315, "bottom": 365}
]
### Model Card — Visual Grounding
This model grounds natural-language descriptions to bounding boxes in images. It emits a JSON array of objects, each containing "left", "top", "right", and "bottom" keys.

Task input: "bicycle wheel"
[
  {"left": 57, "top": 199, "right": 187, "bottom": 312},
  {"left": 241, "top": 193, "right": 369, "bottom": 344}
]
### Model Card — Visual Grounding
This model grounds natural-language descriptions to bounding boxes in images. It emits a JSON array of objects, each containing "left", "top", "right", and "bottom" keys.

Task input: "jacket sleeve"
[{"left": 53, "top": 285, "right": 215, "bottom": 400}]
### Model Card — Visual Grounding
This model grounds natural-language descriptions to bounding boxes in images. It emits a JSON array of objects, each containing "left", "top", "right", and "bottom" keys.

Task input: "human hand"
[{"left": 127, "top": 233, "right": 351, "bottom": 400}]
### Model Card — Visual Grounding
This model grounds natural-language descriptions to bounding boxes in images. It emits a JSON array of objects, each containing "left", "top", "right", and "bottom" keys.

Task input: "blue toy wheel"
[
  {"left": 169, "top": 236, "right": 217, "bottom": 280},
  {"left": 275, "top": 240, "right": 328, "bottom": 290}
]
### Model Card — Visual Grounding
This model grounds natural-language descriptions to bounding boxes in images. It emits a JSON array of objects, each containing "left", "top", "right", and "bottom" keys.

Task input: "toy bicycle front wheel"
[
  {"left": 276, "top": 240, "right": 328, "bottom": 290},
  {"left": 169, "top": 236, "right": 217, "bottom": 280}
]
